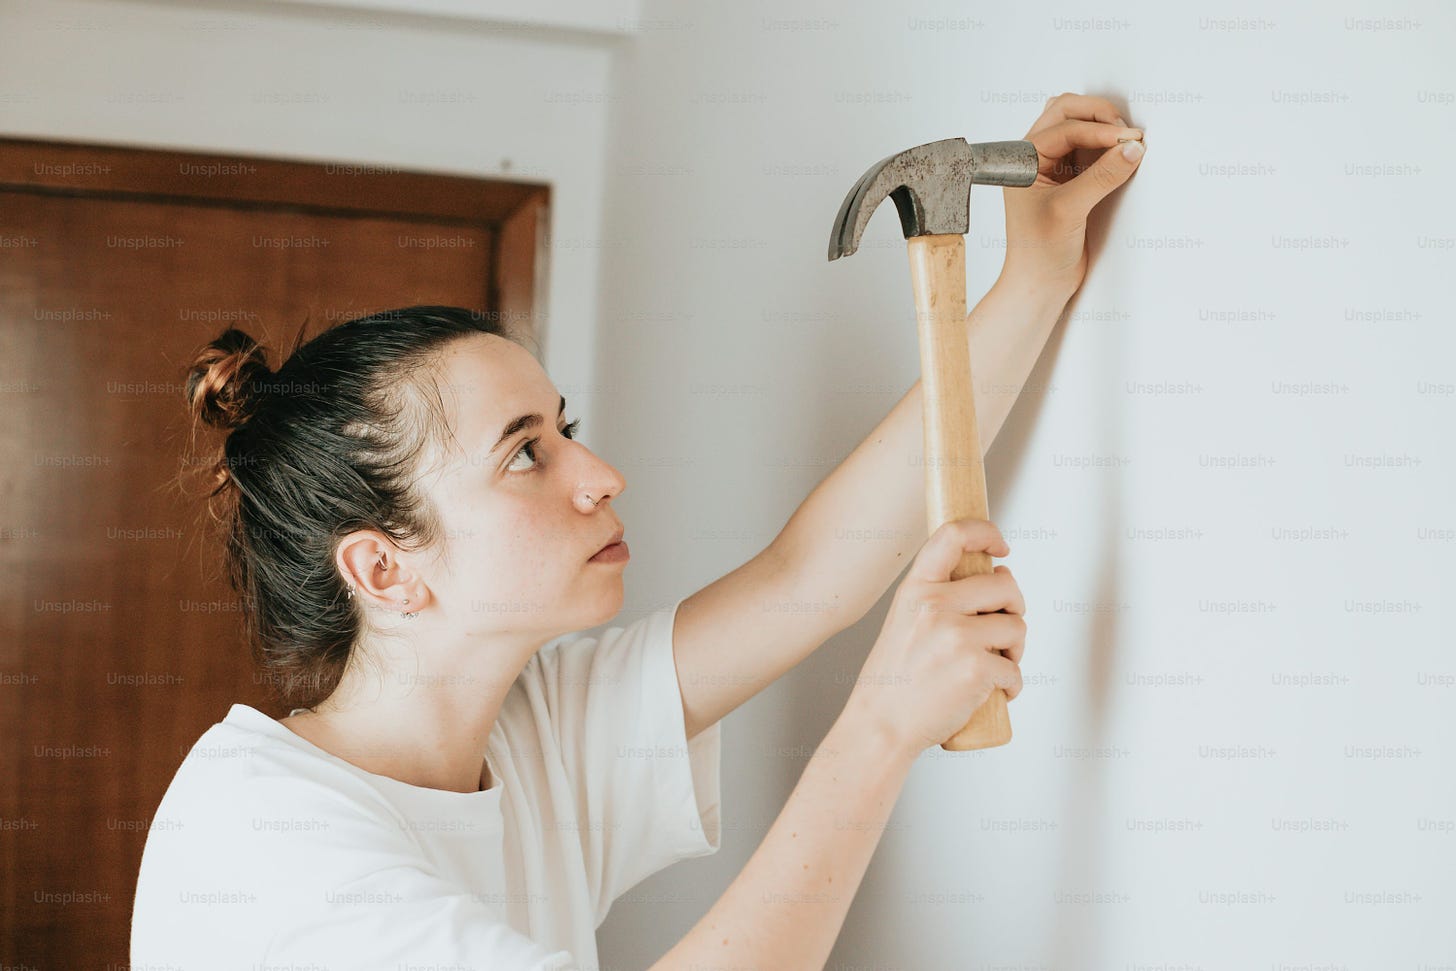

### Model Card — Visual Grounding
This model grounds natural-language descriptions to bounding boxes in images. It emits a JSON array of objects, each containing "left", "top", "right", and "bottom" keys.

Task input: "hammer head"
[{"left": 827, "top": 137, "right": 1040, "bottom": 261}]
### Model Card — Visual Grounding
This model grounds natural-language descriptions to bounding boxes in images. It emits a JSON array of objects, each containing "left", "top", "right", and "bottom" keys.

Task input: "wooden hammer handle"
[{"left": 906, "top": 233, "right": 1013, "bottom": 751}]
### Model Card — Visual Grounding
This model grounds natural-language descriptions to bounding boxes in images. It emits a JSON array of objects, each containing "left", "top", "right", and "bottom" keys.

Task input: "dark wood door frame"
[{"left": 0, "top": 136, "right": 551, "bottom": 336}]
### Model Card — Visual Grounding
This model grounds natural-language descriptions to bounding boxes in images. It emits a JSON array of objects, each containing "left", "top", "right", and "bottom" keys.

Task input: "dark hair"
[{"left": 180, "top": 306, "right": 529, "bottom": 707}]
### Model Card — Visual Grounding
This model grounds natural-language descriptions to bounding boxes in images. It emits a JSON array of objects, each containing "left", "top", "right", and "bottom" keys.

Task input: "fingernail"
[{"left": 1121, "top": 139, "right": 1144, "bottom": 161}]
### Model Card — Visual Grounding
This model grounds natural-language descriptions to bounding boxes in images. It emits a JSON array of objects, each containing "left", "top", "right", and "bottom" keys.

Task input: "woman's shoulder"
[
  {"left": 135, "top": 706, "right": 426, "bottom": 913},
  {"left": 150, "top": 705, "right": 405, "bottom": 837},
  {"left": 132, "top": 708, "right": 440, "bottom": 961}
]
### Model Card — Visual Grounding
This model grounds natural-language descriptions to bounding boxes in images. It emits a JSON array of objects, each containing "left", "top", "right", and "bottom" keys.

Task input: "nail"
[{"left": 1121, "top": 139, "right": 1144, "bottom": 161}]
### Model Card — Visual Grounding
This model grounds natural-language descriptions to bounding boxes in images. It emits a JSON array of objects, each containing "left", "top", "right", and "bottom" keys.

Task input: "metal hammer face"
[{"left": 827, "top": 137, "right": 1040, "bottom": 261}]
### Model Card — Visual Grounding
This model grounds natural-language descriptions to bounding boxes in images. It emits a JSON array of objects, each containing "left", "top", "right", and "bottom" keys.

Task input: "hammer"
[{"left": 828, "top": 137, "right": 1040, "bottom": 751}]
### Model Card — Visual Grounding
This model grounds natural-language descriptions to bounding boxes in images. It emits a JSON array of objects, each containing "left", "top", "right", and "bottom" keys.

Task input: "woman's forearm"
[
  {"left": 649, "top": 707, "right": 915, "bottom": 970},
  {"left": 768, "top": 271, "right": 1073, "bottom": 635}
]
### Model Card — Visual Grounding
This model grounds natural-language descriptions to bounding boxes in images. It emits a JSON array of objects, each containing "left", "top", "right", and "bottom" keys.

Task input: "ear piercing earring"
[{"left": 344, "top": 583, "right": 417, "bottom": 619}]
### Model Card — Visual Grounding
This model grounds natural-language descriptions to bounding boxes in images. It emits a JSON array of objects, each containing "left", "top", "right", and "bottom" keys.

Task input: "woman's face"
[{"left": 414, "top": 333, "right": 629, "bottom": 641}]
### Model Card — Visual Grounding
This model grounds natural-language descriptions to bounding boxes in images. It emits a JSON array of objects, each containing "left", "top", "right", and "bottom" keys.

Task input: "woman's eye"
[{"left": 505, "top": 418, "right": 582, "bottom": 472}]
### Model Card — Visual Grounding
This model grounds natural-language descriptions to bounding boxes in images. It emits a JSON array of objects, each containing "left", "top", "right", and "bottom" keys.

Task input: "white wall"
[{"left": 593, "top": 1, "right": 1455, "bottom": 969}]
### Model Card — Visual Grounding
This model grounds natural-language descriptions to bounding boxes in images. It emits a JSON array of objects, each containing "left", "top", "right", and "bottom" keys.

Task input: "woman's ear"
[{"left": 335, "top": 531, "right": 429, "bottom": 613}]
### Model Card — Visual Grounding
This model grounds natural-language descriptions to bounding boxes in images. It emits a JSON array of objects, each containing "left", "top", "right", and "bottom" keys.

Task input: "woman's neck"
[{"left": 279, "top": 706, "right": 498, "bottom": 795}]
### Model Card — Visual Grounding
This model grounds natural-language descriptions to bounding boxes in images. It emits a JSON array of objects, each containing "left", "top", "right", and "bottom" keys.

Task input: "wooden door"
[{"left": 0, "top": 138, "right": 549, "bottom": 968}]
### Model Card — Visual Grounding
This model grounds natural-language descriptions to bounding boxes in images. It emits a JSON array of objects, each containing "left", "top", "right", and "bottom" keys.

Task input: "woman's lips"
[{"left": 588, "top": 540, "right": 629, "bottom": 563}]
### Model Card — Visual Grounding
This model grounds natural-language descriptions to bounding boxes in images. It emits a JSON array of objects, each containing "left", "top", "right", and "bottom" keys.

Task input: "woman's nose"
[{"left": 574, "top": 451, "right": 625, "bottom": 510}]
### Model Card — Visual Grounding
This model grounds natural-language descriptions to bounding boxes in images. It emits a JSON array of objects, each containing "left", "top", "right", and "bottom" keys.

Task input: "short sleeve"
[
  {"left": 530, "top": 596, "right": 723, "bottom": 925},
  {"left": 242, "top": 775, "right": 581, "bottom": 970}
]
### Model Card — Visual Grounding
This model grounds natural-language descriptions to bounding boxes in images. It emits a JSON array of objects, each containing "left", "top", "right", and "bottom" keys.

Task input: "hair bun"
[{"left": 186, "top": 328, "right": 273, "bottom": 431}]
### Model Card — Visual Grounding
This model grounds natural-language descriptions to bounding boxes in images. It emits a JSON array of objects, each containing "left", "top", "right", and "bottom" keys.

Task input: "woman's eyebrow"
[{"left": 487, "top": 394, "right": 567, "bottom": 455}]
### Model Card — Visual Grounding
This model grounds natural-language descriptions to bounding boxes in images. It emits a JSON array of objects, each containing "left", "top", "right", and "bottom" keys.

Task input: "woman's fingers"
[
  {"left": 927, "top": 566, "right": 1027, "bottom": 617},
  {"left": 959, "top": 610, "right": 1027, "bottom": 666},
  {"left": 1032, "top": 117, "right": 1143, "bottom": 167},
  {"left": 1026, "top": 92, "right": 1127, "bottom": 137},
  {"left": 989, "top": 614, "right": 1026, "bottom": 666},
  {"left": 1049, "top": 128, "right": 1146, "bottom": 217}
]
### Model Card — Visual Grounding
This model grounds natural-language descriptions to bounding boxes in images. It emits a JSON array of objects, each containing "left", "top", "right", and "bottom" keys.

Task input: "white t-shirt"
[{"left": 130, "top": 596, "right": 722, "bottom": 970}]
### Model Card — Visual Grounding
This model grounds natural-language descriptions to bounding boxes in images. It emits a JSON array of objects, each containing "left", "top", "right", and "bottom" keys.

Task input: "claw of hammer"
[{"left": 826, "top": 137, "right": 1038, "bottom": 261}]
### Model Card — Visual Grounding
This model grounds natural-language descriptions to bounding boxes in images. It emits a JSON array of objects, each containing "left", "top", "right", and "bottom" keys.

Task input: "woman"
[{"left": 130, "top": 94, "right": 1142, "bottom": 969}]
